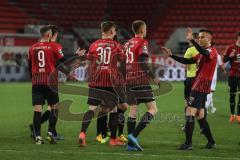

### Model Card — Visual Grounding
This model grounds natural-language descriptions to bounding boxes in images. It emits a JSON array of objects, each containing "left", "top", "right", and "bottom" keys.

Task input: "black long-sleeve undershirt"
[
  {"left": 56, "top": 57, "right": 73, "bottom": 75},
  {"left": 170, "top": 55, "right": 196, "bottom": 64},
  {"left": 190, "top": 39, "right": 210, "bottom": 57},
  {"left": 139, "top": 54, "right": 155, "bottom": 79},
  {"left": 56, "top": 54, "right": 87, "bottom": 74}
]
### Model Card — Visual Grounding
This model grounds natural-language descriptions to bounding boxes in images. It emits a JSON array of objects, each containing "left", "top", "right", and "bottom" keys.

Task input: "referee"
[{"left": 183, "top": 32, "right": 199, "bottom": 103}]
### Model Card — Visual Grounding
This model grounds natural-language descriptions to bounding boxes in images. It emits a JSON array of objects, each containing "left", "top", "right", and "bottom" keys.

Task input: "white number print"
[
  {"left": 96, "top": 47, "right": 111, "bottom": 64},
  {"left": 37, "top": 50, "right": 45, "bottom": 67},
  {"left": 126, "top": 45, "right": 134, "bottom": 63}
]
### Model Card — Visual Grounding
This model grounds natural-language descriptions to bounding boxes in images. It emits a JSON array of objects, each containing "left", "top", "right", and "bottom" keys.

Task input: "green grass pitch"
[{"left": 0, "top": 82, "right": 239, "bottom": 160}]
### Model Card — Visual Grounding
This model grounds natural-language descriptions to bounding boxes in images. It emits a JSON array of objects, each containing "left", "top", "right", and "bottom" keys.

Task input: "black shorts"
[
  {"left": 228, "top": 76, "right": 240, "bottom": 93},
  {"left": 126, "top": 84, "right": 155, "bottom": 105},
  {"left": 87, "top": 87, "right": 119, "bottom": 108},
  {"left": 184, "top": 77, "right": 195, "bottom": 100},
  {"left": 187, "top": 91, "right": 207, "bottom": 109},
  {"left": 32, "top": 85, "right": 59, "bottom": 106}
]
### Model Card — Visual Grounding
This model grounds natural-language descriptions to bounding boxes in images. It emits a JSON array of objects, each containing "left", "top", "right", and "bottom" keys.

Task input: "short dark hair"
[
  {"left": 199, "top": 29, "right": 213, "bottom": 35},
  {"left": 101, "top": 21, "right": 117, "bottom": 33},
  {"left": 48, "top": 25, "right": 59, "bottom": 35},
  {"left": 40, "top": 25, "right": 51, "bottom": 37},
  {"left": 193, "top": 32, "right": 199, "bottom": 39},
  {"left": 132, "top": 20, "right": 146, "bottom": 34}
]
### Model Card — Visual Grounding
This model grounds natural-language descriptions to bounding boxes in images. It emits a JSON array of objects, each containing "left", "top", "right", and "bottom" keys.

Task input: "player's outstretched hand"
[
  {"left": 161, "top": 47, "right": 172, "bottom": 56},
  {"left": 186, "top": 27, "right": 193, "bottom": 41},
  {"left": 76, "top": 48, "right": 86, "bottom": 57}
]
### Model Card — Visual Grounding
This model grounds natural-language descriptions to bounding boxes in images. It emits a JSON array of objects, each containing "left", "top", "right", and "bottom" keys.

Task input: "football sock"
[
  {"left": 230, "top": 93, "right": 236, "bottom": 115},
  {"left": 48, "top": 109, "right": 58, "bottom": 136},
  {"left": 127, "top": 117, "right": 136, "bottom": 134},
  {"left": 81, "top": 110, "right": 94, "bottom": 133},
  {"left": 109, "top": 112, "right": 118, "bottom": 139},
  {"left": 96, "top": 112, "right": 102, "bottom": 136},
  {"left": 117, "top": 108, "right": 125, "bottom": 136},
  {"left": 198, "top": 118, "right": 215, "bottom": 144},
  {"left": 97, "top": 111, "right": 108, "bottom": 138},
  {"left": 197, "top": 109, "right": 208, "bottom": 131},
  {"left": 132, "top": 112, "right": 153, "bottom": 137},
  {"left": 101, "top": 114, "right": 108, "bottom": 138},
  {"left": 41, "top": 110, "right": 50, "bottom": 124},
  {"left": 33, "top": 111, "right": 42, "bottom": 137},
  {"left": 185, "top": 116, "right": 194, "bottom": 145}
]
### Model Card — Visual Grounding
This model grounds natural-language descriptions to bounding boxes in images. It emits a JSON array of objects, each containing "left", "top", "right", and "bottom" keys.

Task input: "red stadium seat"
[{"left": 151, "top": 0, "right": 240, "bottom": 50}]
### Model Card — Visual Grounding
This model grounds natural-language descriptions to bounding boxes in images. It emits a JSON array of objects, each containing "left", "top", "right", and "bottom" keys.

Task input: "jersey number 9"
[{"left": 37, "top": 50, "right": 45, "bottom": 68}]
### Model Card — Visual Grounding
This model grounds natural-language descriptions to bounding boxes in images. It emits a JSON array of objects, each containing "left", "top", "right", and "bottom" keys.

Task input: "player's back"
[
  {"left": 28, "top": 41, "right": 63, "bottom": 85},
  {"left": 124, "top": 37, "right": 148, "bottom": 64},
  {"left": 124, "top": 37, "right": 150, "bottom": 85},
  {"left": 87, "top": 38, "right": 124, "bottom": 87}
]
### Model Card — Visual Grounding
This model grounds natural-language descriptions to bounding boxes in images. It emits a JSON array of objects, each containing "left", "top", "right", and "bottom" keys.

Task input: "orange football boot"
[{"left": 78, "top": 132, "right": 86, "bottom": 147}]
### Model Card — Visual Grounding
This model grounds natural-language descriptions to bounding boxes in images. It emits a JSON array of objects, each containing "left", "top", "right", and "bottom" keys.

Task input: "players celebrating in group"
[{"left": 29, "top": 20, "right": 238, "bottom": 151}]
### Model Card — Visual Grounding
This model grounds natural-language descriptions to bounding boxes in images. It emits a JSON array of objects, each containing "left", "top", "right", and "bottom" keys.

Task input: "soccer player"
[
  {"left": 30, "top": 25, "right": 66, "bottom": 141},
  {"left": 29, "top": 25, "right": 63, "bottom": 140},
  {"left": 28, "top": 25, "right": 79, "bottom": 144},
  {"left": 95, "top": 34, "right": 128, "bottom": 144},
  {"left": 77, "top": 21, "right": 126, "bottom": 147},
  {"left": 181, "top": 32, "right": 198, "bottom": 131},
  {"left": 124, "top": 20, "right": 159, "bottom": 151},
  {"left": 162, "top": 28, "right": 217, "bottom": 150},
  {"left": 223, "top": 32, "right": 240, "bottom": 123},
  {"left": 205, "top": 53, "right": 226, "bottom": 114}
]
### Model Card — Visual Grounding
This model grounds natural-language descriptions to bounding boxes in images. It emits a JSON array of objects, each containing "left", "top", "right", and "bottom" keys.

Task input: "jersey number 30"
[{"left": 96, "top": 47, "right": 111, "bottom": 64}]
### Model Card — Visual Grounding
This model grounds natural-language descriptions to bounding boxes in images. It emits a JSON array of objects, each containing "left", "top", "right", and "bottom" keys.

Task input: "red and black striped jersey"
[
  {"left": 28, "top": 42, "right": 63, "bottom": 85},
  {"left": 87, "top": 38, "right": 125, "bottom": 87},
  {"left": 224, "top": 44, "right": 240, "bottom": 77},
  {"left": 124, "top": 36, "right": 150, "bottom": 85},
  {"left": 191, "top": 46, "right": 217, "bottom": 93}
]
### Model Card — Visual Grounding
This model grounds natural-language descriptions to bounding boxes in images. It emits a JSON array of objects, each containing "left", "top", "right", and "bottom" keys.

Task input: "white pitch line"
[{"left": 0, "top": 149, "right": 239, "bottom": 160}]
